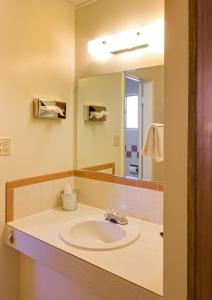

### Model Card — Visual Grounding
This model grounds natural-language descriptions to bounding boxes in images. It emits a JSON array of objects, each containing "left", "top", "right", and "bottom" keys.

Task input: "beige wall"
[
  {"left": 164, "top": 0, "right": 188, "bottom": 299},
  {"left": 77, "top": 73, "right": 123, "bottom": 175},
  {"left": 75, "top": 0, "right": 164, "bottom": 78},
  {"left": 0, "top": 1, "right": 75, "bottom": 299}
]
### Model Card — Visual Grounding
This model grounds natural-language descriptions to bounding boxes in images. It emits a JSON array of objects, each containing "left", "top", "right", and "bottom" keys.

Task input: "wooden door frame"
[{"left": 188, "top": 0, "right": 212, "bottom": 298}]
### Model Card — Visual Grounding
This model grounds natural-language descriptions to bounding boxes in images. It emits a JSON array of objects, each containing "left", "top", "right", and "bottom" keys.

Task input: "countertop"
[{"left": 7, "top": 203, "right": 163, "bottom": 296}]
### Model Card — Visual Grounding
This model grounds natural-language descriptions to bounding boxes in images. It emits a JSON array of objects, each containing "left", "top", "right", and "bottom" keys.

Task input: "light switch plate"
[{"left": 0, "top": 137, "right": 11, "bottom": 156}]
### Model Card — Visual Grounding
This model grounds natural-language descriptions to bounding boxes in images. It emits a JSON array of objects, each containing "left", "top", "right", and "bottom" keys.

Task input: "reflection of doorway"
[
  {"left": 124, "top": 75, "right": 141, "bottom": 179},
  {"left": 124, "top": 75, "right": 153, "bottom": 180}
]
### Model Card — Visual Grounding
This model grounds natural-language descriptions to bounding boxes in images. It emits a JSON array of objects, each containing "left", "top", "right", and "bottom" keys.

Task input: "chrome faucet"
[{"left": 104, "top": 209, "right": 128, "bottom": 225}]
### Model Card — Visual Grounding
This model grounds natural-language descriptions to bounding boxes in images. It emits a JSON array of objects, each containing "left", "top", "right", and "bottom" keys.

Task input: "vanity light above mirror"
[{"left": 87, "top": 19, "right": 164, "bottom": 60}]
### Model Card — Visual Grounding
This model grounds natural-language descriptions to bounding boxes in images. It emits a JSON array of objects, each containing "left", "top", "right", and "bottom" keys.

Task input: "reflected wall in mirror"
[{"left": 77, "top": 65, "right": 164, "bottom": 182}]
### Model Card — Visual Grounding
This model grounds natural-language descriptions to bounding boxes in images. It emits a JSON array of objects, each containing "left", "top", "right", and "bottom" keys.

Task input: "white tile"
[
  {"left": 12, "top": 176, "right": 163, "bottom": 224},
  {"left": 39, "top": 177, "right": 74, "bottom": 211},
  {"left": 75, "top": 178, "right": 101, "bottom": 206},
  {"left": 74, "top": 177, "right": 163, "bottom": 225},
  {"left": 126, "top": 187, "right": 163, "bottom": 224},
  {"left": 40, "top": 181, "right": 58, "bottom": 211},
  {"left": 28, "top": 184, "right": 42, "bottom": 215},
  {"left": 13, "top": 177, "right": 75, "bottom": 220},
  {"left": 14, "top": 186, "right": 30, "bottom": 219}
]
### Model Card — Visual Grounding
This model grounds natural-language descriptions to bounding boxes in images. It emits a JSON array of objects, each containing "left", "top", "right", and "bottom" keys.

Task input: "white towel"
[{"left": 142, "top": 123, "right": 164, "bottom": 162}]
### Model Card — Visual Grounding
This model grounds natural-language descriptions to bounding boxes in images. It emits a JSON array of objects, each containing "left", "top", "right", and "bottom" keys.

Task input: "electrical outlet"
[
  {"left": 0, "top": 137, "right": 11, "bottom": 156},
  {"left": 113, "top": 135, "right": 120, "bottom": 146}
]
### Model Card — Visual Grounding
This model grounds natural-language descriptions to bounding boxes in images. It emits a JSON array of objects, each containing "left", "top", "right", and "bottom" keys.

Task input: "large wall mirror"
[{"left": 76, "top": 64, "right": 164, "bottom": 183}]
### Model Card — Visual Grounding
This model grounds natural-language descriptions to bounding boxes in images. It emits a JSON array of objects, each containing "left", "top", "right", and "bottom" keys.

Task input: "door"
[
  {"left": 123, "top": 75, "right": 154, "bottom": 180},
  {"left": 124, "top": 75, "right": 141, "bottom": 179},
  {"left": 188, "top": 0, "right": 212, "bottom": 298}
]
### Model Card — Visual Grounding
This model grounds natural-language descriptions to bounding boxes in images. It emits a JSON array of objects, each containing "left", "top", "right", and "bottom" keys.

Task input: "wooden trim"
[
  {"left": 196, "top": 0, "right": 212, "bottom": 297},
  {"left": 6, "top": 189, "right": 14, "bottom": 223},
  {"left": 74, "top": 170, "right": 163, "bottom": 191},
  {"left": 188, "top": 0, "right": 197, "bottom": 298},
  {"left": 188, "top": 0, "right": 212, "bottom": 298},
  {"left": 82, "top": 162, "right": 115, "bottom": 175},
  {"left": 6, "top": 168, "right": 163, "bottom": 192},
  {"left": 6, "top": 170, "right": 74, "bottom": 189}
]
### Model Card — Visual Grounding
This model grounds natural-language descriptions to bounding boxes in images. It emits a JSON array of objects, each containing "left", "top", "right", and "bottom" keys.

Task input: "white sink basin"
[{"left": 59, "top": 215, "right": 140, "bottom": 250}]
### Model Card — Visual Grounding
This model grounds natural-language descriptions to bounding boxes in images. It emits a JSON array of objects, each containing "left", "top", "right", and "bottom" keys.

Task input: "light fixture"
[
  {"left": 87, "top": 19, "right": 164, "bottom": 59},
  {"left": 101, "top": 31, "right": 149, "bottom": 55},
  {"left": 106, "top": 43, "right": 149, "bottom": 55}
]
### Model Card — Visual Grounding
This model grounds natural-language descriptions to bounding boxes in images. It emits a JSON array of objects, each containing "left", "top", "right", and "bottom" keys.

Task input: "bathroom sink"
[{"left": 59, "top": 215, "right": 140, "bottom": 250}]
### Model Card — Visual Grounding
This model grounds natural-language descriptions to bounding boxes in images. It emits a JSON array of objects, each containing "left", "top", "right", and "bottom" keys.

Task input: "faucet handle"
[
  {"left": 106, "top": 208, "right": 127, "bottom": 217},
  {"left": 104, "top": 208, "right": 116, "bottom": 220},
  {"left": 106, "top": 208, "right": 116, "bottom": 215},
  {"left": 104, "top": 208, "right": 128, "bottom": 225}
]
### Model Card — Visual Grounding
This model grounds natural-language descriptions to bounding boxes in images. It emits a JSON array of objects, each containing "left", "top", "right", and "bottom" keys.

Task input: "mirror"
[{"left": 76, "top": 65, "right": 164, "bottom": 182}]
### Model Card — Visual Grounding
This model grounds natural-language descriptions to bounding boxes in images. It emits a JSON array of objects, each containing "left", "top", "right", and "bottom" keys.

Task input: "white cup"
[{"left": 61, "top": 189, "right": 79, "bottom": 211}]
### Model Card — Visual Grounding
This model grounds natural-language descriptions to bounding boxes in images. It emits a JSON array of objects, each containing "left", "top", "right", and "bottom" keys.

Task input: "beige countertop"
[{"left": 7, "top": 203, "right": 163, "bottom": 296}]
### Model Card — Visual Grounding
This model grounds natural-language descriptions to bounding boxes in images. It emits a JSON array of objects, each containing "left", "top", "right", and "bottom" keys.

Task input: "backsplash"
[
  {"left": 74, "top": 177, "right": 163, "bottom": 225},
  {"left": 13, "top": 177, "right": 74, "bottom": 220},
  {"left": 7, "top": 171, "right": 163, "bottom": 225},
  {"left": 6, "top": 171, "right": 74, "bottom": 222}
]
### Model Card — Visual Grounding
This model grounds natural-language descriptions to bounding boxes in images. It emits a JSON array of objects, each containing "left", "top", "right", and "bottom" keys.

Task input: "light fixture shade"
[{"left": 88, "top": 19, "right": 164, "bottom": 59}]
